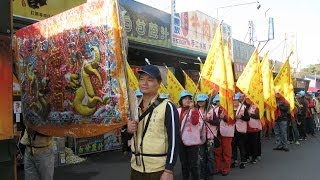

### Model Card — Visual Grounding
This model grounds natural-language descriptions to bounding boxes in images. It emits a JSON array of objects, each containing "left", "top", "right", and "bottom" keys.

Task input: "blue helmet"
[
  {"left": 160, "top": 93, "right": 169, "bottom": 99},
  {"left": 234, "top": 92, "right": 243, "bottom": 100},
  {"left": 135, "top": 89, "right": 143, "bottom": 97},
  {"left": 179, "top": 90, "right": 193, "bottom": 99},
  {"left": 196, "top": 93, "right": 208, "bottom": 101},
  {"left": 212, "top": 94, "right": 220, "bottom": 103},
  {"left": 298, "top": 90, "right": 306, "bottom": 96}
]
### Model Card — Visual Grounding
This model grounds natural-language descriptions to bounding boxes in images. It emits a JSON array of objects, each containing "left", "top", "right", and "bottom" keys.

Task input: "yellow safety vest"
[{"left": 131, "top": 99, "right": 169, "bottom": 173}]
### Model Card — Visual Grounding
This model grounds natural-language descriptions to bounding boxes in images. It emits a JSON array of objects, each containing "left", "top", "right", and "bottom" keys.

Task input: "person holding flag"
[
  {"left": 213, "top": 94, "right": 234, "bottom": 176},
  {"left": 231, "top": 92, "right": 250, "bottom": 169},
  {"left": 245, "top": 98, "right": 263, "bottom": 163},
  {"left": 273, "top": 92, "right": 290, "bottom": 152},
  {"left": 178, "top": 90, "right": 202, "bottom": 180},
  {"left": 196, "top": 93, "right": 219, "bottom": 180},
  {"left": 273, "top": 55, "right": 295, "bottom": 152},
  {"left": 127, "top": 65, "right": 180, "bottom": 180}
]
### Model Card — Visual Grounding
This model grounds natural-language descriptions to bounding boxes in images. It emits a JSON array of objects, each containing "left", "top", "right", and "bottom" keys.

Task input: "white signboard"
[{"left": 172, "top": 10, "right": 232, "bottom": 54}]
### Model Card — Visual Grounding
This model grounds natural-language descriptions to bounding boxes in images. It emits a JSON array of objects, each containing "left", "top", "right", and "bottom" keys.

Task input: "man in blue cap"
[{"left": 127, "top": 65, "right": 179, "bottom": 180}]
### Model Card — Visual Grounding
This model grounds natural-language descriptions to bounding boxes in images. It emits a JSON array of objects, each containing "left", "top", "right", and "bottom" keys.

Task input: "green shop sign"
[{"left": 120, "top": 0, "right": 171, "bottom": 48}]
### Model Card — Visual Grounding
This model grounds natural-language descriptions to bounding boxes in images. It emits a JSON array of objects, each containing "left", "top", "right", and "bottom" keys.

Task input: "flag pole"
[{"left": 145, "top": 58, "right": 151, "bottom": 65}]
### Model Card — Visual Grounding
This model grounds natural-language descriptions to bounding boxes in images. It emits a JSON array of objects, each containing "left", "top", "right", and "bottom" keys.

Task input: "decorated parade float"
[{"left": 15, "top": 0, "right": 130, "bottom": 165}]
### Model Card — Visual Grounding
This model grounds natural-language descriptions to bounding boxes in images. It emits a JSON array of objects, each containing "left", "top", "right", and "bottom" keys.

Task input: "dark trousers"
[
  {"left": 199, "top": 141, "right": 214, "bottom": 180},
  {"left": 288, "top": 120, "right": 300, "bottom": 141},
  {"left": 120, "top": 126, "right": 131, "bottom": 153},
  {"left": 297, "top": 117, "right": 307, "bottom": 139},
  {"left": 257, "top": 131, "right": 261, "bottom": 157},
  {"left": 306, "top": 117, "right": 315, "bottom": 135},
  {"left": 232, "top": 131, "right": 247, "bottom": 163},
  {"left": 130, "top": 168, "right": 163, "bottom": 180},
  {"left": 247, "top": 132, "right": 259, "bottom": 160},
  {"left": 180, "top": 144, "right": 199, "bottom": 180}
]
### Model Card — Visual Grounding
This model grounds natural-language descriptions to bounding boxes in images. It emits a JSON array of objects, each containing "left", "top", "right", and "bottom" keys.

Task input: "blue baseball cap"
[
  {"left": 135, "top": 89, "right": 143, "bottom": 97},
  {"left": 196, "top": 93, "right": 208, "bottom": 101},
  {"left": 212, "top": 94, "right": 220, "bottom": 103},
  {"left": 179, "top": 90, "right": 193, "bottom": 99},
  {"left": 160, "top": 93, "right": 169, "bottom": 99},
  {"left": 138, "top": 65, "right": 161, "bottom": 79}
]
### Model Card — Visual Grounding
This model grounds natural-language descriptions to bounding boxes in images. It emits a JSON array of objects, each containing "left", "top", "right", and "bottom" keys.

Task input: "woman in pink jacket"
[
  {"left": 245, "top": 99, "right": 262, "bottom": 164},
  {"left": 197, "top": 93, "right": 219, "bottom": 180},
  {"left": 231, "top": 93, "right": 250, "bottom": 169},
  {"left": 178, "top": 90, "right": 201, "bottom": 180},
  {"left": 213, "top": 94, "right": 235, "bottom": 176}
]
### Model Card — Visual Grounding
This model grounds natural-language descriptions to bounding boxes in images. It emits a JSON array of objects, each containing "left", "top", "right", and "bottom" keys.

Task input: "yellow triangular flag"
[
  {"left": 236, "top": 48, "right": 264, "bottom": 119},
  {"left": 200, "top": 79, "right": 213, "bottom": 95},
  {"left": 261, "top": 52, "right": 277, "bottom": 122},
  {"left": 200, "top": 25, "right": 234, "bottom": 122},
  {"left": 199, "top": 62, "right": 212, "bottom": 95},
  {"left": 201, "top": 24, "right": 223, "bottom": 90},
  {"left": 166, "top": 68, "right": 185, "bottom": 105},
  {"left": 159, "top": 83, "right": 169, "bottom": 94},
  {"left": 274, "top": 57, "right": 295, "bottom": 117},
  {"left": 183, "top": 70, "right": 197, "bottom": 95},
  {"left": 224, "top": 41, "right": 235, "bottom": 122},
  {"left": 126, "top": 61, "right": 139, "bottom": 92}
]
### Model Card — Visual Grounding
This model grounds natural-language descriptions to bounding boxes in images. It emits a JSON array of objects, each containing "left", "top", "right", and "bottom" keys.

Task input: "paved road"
[{"left": 19, "top": 134, "right": 320, "bottom": 180}]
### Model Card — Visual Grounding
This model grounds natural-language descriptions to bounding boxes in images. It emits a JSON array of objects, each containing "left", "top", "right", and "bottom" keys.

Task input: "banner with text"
[
  {"left": 13, "top": 0, "right": 86, "bottom": 21},
  {"left": 120, "top": 0, "right": 171, "bottom": 48},
  {"left": 172, "top": 10, "right": 232, "bottom": 55}
]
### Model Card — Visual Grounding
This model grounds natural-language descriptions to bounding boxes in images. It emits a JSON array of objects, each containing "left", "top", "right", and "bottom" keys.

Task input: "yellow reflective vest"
[{"left": 131, "top": 99, "right": 170, "bottom": 173}]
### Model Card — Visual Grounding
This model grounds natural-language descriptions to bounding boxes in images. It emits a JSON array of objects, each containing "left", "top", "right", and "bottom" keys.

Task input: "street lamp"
[{"left": 216, "top": 1, "right": 261, "bottom": 19}]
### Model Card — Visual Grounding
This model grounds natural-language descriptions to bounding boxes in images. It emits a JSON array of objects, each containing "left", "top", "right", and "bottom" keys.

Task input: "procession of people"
[{"left": 125, "top": 64, "right": 320, "bottom": 180}]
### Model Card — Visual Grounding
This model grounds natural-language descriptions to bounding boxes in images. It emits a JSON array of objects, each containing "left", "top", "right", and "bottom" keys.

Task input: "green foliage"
[{"left": 297, "top": 64, "right": 320, "bottom": 78}]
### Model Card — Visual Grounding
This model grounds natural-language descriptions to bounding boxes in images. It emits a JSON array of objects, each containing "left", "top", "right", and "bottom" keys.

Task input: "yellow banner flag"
[
  {"left": 224, "top": 41, "right": 235, "bottom": 122},
  {"left": 200, "top": 25, "right": 234, "bottom": 122},
  {"left": 261, "top": 52, "right": 277, "bottom": 122},
  {"left": 236, "top": 48, "right": 264, "bottom": 119},
  {"left": 166, "top": 68, "right": 185, "bottom": 105},
  {"left": 201, "top": 24, "right": 223, "bottom": 89},
  {"left": 199, "top": 62, "right": 212, "bottom": 95},
  {"left": 200, "top": 79, "right": 214, "bottom": 95},
  {"left": 274, "top": 57, "right": 295, "bottom": 116},
  {"left": 159, "top": 83, "right": 169, "bottom": 94},
  {"left": 198, "top": 58, "right": 213, "bottom": 95},
  {"left": 183, "top": 70, "right": 197, "bottom": 95},
  {"left": 125, "top": 61, "right": 139, "bottom": 92}
]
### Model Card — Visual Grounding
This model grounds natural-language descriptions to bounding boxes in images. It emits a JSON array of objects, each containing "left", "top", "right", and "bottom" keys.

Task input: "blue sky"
[{"left": 135, "top": 0, "right": 320, "bottom": 69}]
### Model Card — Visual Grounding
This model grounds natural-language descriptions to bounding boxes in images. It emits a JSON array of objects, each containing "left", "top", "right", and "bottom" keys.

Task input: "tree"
[{"left": 297, "top": 64, "right": 320, "bottom": 78}]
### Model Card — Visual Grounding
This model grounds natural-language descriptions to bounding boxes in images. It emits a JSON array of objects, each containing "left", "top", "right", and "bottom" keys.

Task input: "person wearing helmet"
[
  {"left": 159, "top": 93, "right": 169, "bottom": 100},
  {"left": 296, "top": 91, "right": 308, "bottom": 140},
  {"left": 178, "top": 90, "right": 201, "bottom": 180},
  {"left": 305, "top": 93, "right": 316, "bottom": 136},
  {"left": 196, "top": 93, "right": 219, "bottom": 180},
  {"left": 245, "top": 98, "right": 263, "bottom": 162},
  {"left": 231, "top": 92, "right": 250, "bottom": 169},
  {"left": 213, "top": 94, "right": 235, "bottom": 176},
  {"left": 127, "top": 65, "right": 179, "bottom": 180},
  {"left": 135, "top": 89, "right": 143, "bottom": 98}
]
